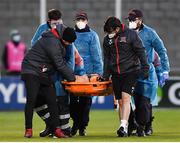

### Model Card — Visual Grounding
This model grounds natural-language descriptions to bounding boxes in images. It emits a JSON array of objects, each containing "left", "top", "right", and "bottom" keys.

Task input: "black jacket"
[
  {"left": 21, "top": 29, "right": 75, "bottom": 82},
  {"left": 103, "top": 26, "right": 149, "bottom": 79}
]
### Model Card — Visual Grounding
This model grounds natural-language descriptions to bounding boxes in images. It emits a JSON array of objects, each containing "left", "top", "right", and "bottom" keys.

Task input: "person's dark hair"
[
  {"left": 48, "top": 9, "right": 62, "bottom": 20},
  {"left": 104, "top": 17, "right": 121, "bottom": 33},
  {"left": 62, "top": 27, "right": 77, "bottom": 43}
]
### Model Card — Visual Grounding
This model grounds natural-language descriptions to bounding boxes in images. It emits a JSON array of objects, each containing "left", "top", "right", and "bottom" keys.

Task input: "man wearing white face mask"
[
  {"left": 2, "top": 29, "right": 26, "bottom": 75},
  {"left": 126, "top": 9, "right": 170, "bottom": 136},
  {"left": 70, "top": 11, "right": 103, "bottom": 136},
  {"left": 31, "top": 9, "right": 63, "bottom": 46},
  {"left": 103, "top": 16, "right": 149, "bottom": 137}
]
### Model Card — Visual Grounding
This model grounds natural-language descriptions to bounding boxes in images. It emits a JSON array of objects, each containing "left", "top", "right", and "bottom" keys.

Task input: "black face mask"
[{"left": 56, "top": 24, "right": 64, "bottom": 34}]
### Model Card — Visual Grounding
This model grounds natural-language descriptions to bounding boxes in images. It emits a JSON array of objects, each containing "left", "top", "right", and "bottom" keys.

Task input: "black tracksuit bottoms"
[
  {"left": 134, "top": 93, "right": 151, "bottom": 126},
  {"left": 22, "top": 74, "right": 59, "bottom": 130},
  {"left": 70, "top": 95, "right": 92, "bottom": 130}
]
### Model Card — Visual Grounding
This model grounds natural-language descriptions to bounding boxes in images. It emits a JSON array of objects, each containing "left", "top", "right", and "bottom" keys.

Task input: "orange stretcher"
[{"left": 62, "top": 80, "right": 113, "bottom": 96}]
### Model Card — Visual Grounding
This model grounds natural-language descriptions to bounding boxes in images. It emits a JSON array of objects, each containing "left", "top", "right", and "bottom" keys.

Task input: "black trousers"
[
  {"left": 22, "top": 74, "right": 59, "bottom": 130},
  {"left": 34, "top": 88, "right": 50, "bottom": 126},
  {"left": 57, "top": 96, "right": 71, "bottom": 130},
  {"left": 35, "top": 91, "right": 71, "bottom": 131},
  {"left": 145, "top": 104, "right": 154, "bottom": 129},
  {"left": 70, "top": 95, "right": 92, "bottom": 129},
  {"left": 134, "top": 93, "right": 151, "bottom": 126}
]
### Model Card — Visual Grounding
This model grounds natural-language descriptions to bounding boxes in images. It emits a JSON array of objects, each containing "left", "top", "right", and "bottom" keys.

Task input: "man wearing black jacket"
[
  {"left": 103, "top": 17, "right": 149, "bottom": 137},
  {"left": 21, "top": 27, "right": 77, "bottom": 138}
]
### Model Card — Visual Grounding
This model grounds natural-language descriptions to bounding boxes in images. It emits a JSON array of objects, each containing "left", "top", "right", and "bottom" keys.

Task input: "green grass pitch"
[{"left": 0, "top": 109, "right": 180, "bottom": 142}]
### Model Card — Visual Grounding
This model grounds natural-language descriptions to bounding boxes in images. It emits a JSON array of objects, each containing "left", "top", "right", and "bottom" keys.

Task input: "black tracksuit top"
[
  {"left": 21, "top": 29, "right": 75, "bottom": 82},
  {"left": 103, "top": 27, "right": 149, "bottom": 79}
]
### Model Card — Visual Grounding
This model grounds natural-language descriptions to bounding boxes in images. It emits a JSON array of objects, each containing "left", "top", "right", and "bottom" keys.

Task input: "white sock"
[
  {"left": 120, "top": 120, "right": 127, "bottom": 128},
  {"left": 120, "top": 120, "right": 128, "bottom": 132}
]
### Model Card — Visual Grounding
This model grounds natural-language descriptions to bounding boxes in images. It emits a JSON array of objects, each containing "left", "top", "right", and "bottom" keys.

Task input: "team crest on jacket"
[
  {"left": 120, "top": 37, "right": 127, "bottom": 43},
  {"left": 109, "top": 39, "right": 113, "bottom": 45}
]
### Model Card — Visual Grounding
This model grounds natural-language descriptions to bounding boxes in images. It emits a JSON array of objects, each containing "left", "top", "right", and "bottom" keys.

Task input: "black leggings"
[
  {"left": 70, "top": 95, "right": 92, "bottom": 129},
  {"left": 22, "top": 74, "right": 59, "bottom": 130}
]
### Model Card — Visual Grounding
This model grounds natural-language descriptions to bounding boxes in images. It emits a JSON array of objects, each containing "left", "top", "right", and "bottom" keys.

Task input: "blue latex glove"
[{"left": 159, "top": 72, "right": 169, "bottom": 87}]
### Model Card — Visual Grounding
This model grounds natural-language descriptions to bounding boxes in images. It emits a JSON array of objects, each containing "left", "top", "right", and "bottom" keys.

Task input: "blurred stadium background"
[
  {"left": 0, "top": 0, "right": 180, "bottom": 72},
  {"left": 0, "top": 0, "right": 180, "bottom": 141}
]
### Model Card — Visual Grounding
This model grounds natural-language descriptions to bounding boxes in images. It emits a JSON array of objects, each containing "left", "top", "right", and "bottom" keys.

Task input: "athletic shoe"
[
  {"left": 79, "top": 128, "right": 87, "bottom": 136},
  {"left": 128, "top": 119, "right": 138, "bottom": 136},
  {"left": 117, "top": 127, "right": 128, "bottom": 137},
  {"left": 39, "top": 126, "right": 52, "bottom": 137},
  {"left": 24, "top": 128, "right": 32, "bottom": 138},
  {"left": 145, "top": 126, "right": 153, "bottom": 136},
  {"left": 62, "top": 127, "right": 72, "bottom": 137},
  {"left": 71, "top": 126, "right": 78, "bottom": 136},
  {"left": 137, "top": 126, "right": 146, "bottom": 137},
  {"left": 54, "top": 128, "right": 67, "bottom": 138},
  {"left": 145, "top": 117, "right": 154, "bottom": 136}
]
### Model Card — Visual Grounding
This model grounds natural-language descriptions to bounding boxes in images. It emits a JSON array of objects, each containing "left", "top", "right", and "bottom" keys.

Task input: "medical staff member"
[
  {"left": 22, "top": 27, "right": 76, "bottom": 138},
  {"left": 30, "top": 9, "right": 78, "bottom": 137},
  {"left": 127, "top": 9, "right": 170, "bottom": 136},
  {"left": 70, "top": 11, "right": 103, "bottom": 136},
  {"left": 31, "top": 9, "right": 62, "bottom": 46}
]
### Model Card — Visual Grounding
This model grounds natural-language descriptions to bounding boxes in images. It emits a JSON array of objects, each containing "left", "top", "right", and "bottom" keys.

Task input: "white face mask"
[
  {"left": 129, "top": 21, "right": 137, "bottom": 29},
  {"left": 50, "top": 23, "right": 57, "bottom": 28},
  {"left": 76, "top": 21, "right": 86, "bottom": 30},
  {"left": 108, "top": 33, "right": 116, "bottom": 38},
  {"left": 12, "top": 35, "right": 21, "bottom": 42}
]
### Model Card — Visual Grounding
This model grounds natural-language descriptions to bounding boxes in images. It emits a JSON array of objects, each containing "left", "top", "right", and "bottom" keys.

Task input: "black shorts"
[{"left": 112, "top": 71, "right": 140, "bottom": 100}]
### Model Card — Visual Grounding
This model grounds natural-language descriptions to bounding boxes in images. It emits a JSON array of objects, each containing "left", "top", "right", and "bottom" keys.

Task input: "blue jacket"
[
  {"left": 135, "top": 24, "right": 170, "bottom": 105},
  {"left": 74, "top": 29, "right": 103, "bottom": 75},
  {"left": 138, "top": 24, "right": 170, "bottom": 73},
  {"left": 31, "top": 23, "right": 50, "bottom": 47},
  {"left": 54, "top": 44, "right": 86, "bottom": 96}
]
